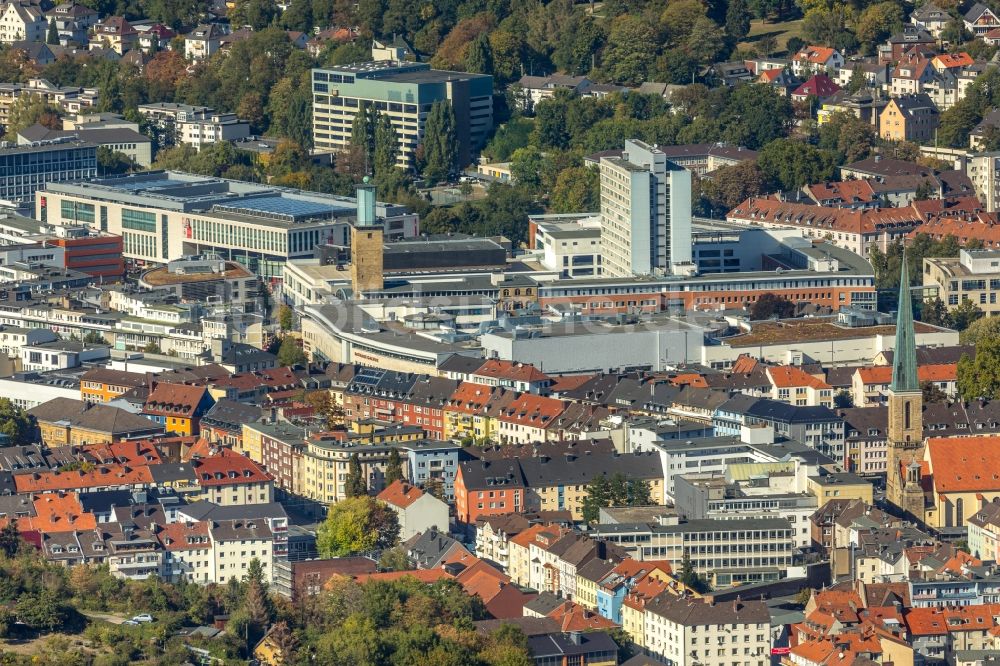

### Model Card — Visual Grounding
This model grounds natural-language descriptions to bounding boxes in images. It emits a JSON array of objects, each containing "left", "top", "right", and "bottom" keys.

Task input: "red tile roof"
[
  {"left": 376, "top": 480, "right": 425, "bottom": 509},
  {"left": 192, "top": 448, "right": 272, "bottom": 487},
  {"left": 795, "top": 46, "right": 837, "bottom": 64},
  {"left": 934, "top": 52, "right": 974, "bottom": 69},
  {"left": 905, "top": 604, "right": 1000, "bottom": 636},
  {"left": 793, "top": 74, "right": 841, "bottom": 98},
  {"left": 144, "top": 382, "right": 210, "bottom": 419},
  {"left": 926, "top": 436, "right": 1000, "bottom": 493},
  {"left": 856, "top": 364, "right": 956, "bottom": 385},
  {"left": 157, "top": 520, "right": 210, "bottom": 551},
  {"left": 0, "top": 493, "right": 97, "bottom": 533},
  {"left": 447, "top": 382, "right": 495, "bottom": 415},
  {"left": 806, "top": 180, "right": 877, "bottom": 204},
  {"left": 497, "top": 394, "right": 566, "bottom": 428},
  {"left": 84, "top": 438, "right": 163, "bottom": 466},
  {"left": 768, "top": 366, "right": 831, "bottom": 390},
  {"left": 473, "top": 360, "right": 550, "bottom": 383},
  {"left": 14, "top": 464, "right": 154, "bottom": 493}
]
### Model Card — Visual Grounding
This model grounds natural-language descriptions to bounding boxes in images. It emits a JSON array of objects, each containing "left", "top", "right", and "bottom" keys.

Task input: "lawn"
[{"left": 738, "top": 18, "right": 806, "bottom": 56}]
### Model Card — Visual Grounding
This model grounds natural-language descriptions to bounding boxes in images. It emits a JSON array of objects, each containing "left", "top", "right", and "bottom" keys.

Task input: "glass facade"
[
  {"left": 60, "top": 200, "right": 95, "bottom": 224},
  {"left": 122, "top": 208, "right": 156, "bottom": 232}
]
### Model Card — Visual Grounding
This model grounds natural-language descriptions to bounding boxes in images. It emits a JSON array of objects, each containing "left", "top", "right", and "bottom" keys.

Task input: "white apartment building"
[
  {"left": 599, "top": 140, "right": 692, "bottom": 277},
  {"left": 0, "top": 2, "right": 45, "bottom": 43},
  {"left": 643, "top": 596, "right": 771, "bottom": 666},
  {"left": 209, "top": 518, "right": 274, "bottom": 583}
]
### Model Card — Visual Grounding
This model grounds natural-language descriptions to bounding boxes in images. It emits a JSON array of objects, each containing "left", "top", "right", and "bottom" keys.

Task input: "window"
[
  {"left": 61, "top": 199, "right": 94, "bottom": 224},
  {"left": 122, "top": 208, "right": 156, "bottom": 232}
]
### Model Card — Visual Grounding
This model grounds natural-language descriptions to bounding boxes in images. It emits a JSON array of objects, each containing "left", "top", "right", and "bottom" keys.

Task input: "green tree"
[
  {"left": 833, "top": 390, "right": 853, "bottom": 408},
  {"left": 229, "top": 0, "right": 278, "bottom": 30},
  {"left": 550, "top": 166, "right": 600, "bottom": 213},
  {"left": 961, "top": 314, "right": 1000, "bottom": 345},
  {"left": 950, "top": 298, "right": 985, "bottom": 332},
  {"left": 914, "top": 179, "right": 935, "bottom": 201},
  {"left": 373, "top": 111, "right": 399, "bottom": 179},
  {"left": 854, "top": 2, "right": 903, "bottom": 45},
  {"left": 846, "top": 66, "right": 866, "bottom": 94},
  {"left": 922, "top": 381, "right": 949, "bottom": 404},
  {"left": 758, "top": 138, "right": 838, "bottom": 190},
  {"left": 817, "top": 111, "right": 878, "bottom": 163},
  {"left": 46, "top": 18, "right": 58, "bottom": 45},
  {"left": 96, "top": 147, "right": 134, "bottom": 175},
  {"left": 316, "top": 496, "right": 400, "bottom": 557},
  {"left": 280, "top": 0, "right": 313, "bottom": 31},
  {"left": 276, "top": 336, "right": 307, "bottom": 367},
  {"left": 687, "top": 17, "right": 727, "bottom": 66},
  {"left": 509, "top": 146, "right": 545, "bottom": 193},
  {"left": 278, "top": 304, "right": 294, "bottom": 331},
  {"left": 378, "top": 545, "right": 413, "bottom": 571},
  {"left": 15, "top": 588, "right": 65, "bottom": 632},
  {"left": 3, "top": 93, "right": 61, "bottom": 140},
  {"left": 581, "top": 474, "right": 611, "bottom": 523},
  {"left": 698, "top": 161, "right": 765, "bottom": 213},
  {"left": 0, "top": 521, "right": 19, "bottom": 558},
  {"left": 726, "top": 0, "right": 752, "bottom": 39},
  {"left": 601, "top": 15, "right": 656, "bottom": 85},
  {"left": 719, "top": 84, "right": 793, "bottom": 150},
  {"left": 464, "top": 33, "right": 494, "bottom": 75},
  {"left": 423, "top": 99, "right": 459, "bottom": 183},
  {"left": 345, "top": 452, "right": 368, "bottom": 497},
  {"left": 304, "top": 390, "right": 345, "bottom": 429},
  {"left": 958, "top": 336, "right": 1000, "bottom": 400},
  {"left": 921, "top": 297, "right": 950, "bottom": 327},
  {"left": 0, "top": 399, "right": 33, "bottom": 445},
  {"left": 385, "top": 448, "right": 404, "bottom": 485},
  {"left": 350, "top": 103, "right": 378, "bottom": 175},
  {"left": 678, "top": 550, "right": 709, "bottom": 593}
]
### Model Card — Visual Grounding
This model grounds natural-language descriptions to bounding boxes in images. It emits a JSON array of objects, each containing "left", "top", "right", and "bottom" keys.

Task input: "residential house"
[
  {"left": 968, "top": 501, "right": 1000, "bottom": 562},
  {"left": 454, "top": 458, "right": 526, "bottom": 525},
  {"left": 514, "top": 74, "right": 593, "bottom": 112},
  {"left": 0, "top": 2, "right": 45, "bottom": 44},
  {"left": 44, "top": 2, "right": 97, "bottom": 46},
  {"left": 884, "top": 26, "right": 936, "bottom": 63},
  {"left": 79, "top": 368, "right": 148, "bottom": 403},
  {"left": 376, "top": 480, "right": 449, "bottom": 541},
  {"left": 29, "top": 397, "right": 164, "bottom": 446},
  {"left": 791, "top": 74, "right": 841, "bottom": 103},
  {"left": 183, "top": 23, "right": 224, "bottom": 61},
  {"left": 90, "top": 16, "right": 136, "bottom": 54},
  {"left": 642, "top": 595, "right": 772, "bottom": 666},
  {"left": 792, "top": 46, "right": 844, "bottom": 76},
  {"left": 851, "top": 364, "right": 956, "bottom": 406},
  {"left": 891, "top": 53, "right": 937, "bottom": 96},
  {"left": 142, "top": 383, "right": 215, "bottom": 435},
  {"left": 964, "top": 3, "right": 1000, "bottom": 36},
  {"left": 191, "top": 447, "right": 274, "bottom": 506},
  {"left": 911, "top": 3, "right": 951, "bottom": 38},
  {"left": 136, "top": 23, "right": 174, "bottom": 53},
  {"left": 765, "top": 366, "right": 834, "bottom": 407}
]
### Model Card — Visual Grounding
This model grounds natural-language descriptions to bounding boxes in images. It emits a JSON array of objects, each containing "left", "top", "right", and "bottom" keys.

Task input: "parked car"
[{"left": 132, "top": 614, "right": 154, "bottom": 623}]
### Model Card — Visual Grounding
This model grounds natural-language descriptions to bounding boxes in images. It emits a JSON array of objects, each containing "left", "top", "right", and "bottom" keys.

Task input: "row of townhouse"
[
  {"left": 454, "top": 450, "right": 665, "bottom": 524},
  {"left": 0, "top": 484, "right": 287, "bottom": 582},
  {"left": 241, "top": 417, "right": 466, "bottom": 504}
]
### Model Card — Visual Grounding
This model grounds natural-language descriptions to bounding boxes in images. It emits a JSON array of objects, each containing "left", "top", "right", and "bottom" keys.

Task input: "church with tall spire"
[{"left": 884, "top": 255, "right": 927, "bottom": 521}]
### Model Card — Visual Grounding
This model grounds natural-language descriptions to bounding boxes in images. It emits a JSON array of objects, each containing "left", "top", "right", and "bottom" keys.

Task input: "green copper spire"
[{"left": 891, "top": 255, "right": 919, "bottom": 393}]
